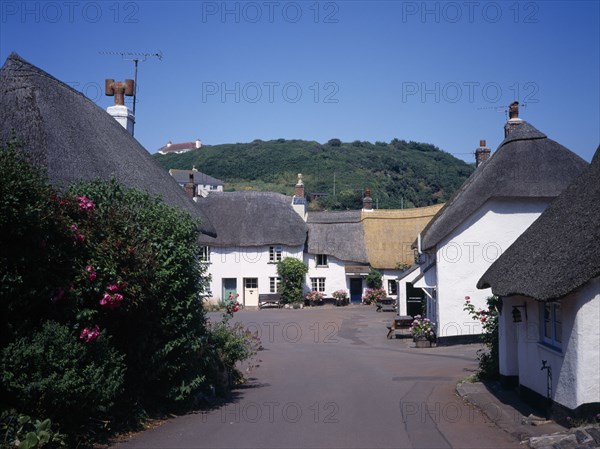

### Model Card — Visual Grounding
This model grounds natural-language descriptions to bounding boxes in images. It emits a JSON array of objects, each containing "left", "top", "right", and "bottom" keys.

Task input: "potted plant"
[
  {"left": 332, "top": 289, "right": 349, "bottom": 306},
  {"left": 410, "top": 315, "right": 436, "bottom": 347},
  {"left": 305, "top": 290, "right": 325, "bottom": 306},
  {"left": 362, "top": 287, "right": 386, "bottom": 305}
]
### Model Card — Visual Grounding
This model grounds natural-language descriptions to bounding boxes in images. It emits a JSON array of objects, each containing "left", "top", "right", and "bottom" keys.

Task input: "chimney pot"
[
  {"left": 475, "top": 139, "right": 491, "bottom": 168},
  {"left": 509, "top": 101, "right": 519, "bottom": 119},
  {"left": 195, "top": 139, "right": 202, "bottom": 149},
  {"left": 294, "top": 173, "right": 305, "bottom": 198},
  {"left": 167, "top": 141, "right": 172, "bottom": 147},
  {"left": 363, "top": 187, "right": 373, "bottom": 211}
]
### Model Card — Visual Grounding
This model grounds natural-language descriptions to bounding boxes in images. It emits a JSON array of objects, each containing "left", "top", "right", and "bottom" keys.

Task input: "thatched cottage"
[
  {"left": 412, "top": 103, "right": 588, "bottom": 342},
  {"left": 0, "top": 53, "right": 215, "bottom": 237},
  {"left": 478, "top": 146, "right": 600, "bottom": 415}
]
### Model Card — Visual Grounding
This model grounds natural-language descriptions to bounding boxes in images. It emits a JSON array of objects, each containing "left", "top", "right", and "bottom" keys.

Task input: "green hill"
[{"left": 153, "top": 138, "right": 475, "bottom": 210}]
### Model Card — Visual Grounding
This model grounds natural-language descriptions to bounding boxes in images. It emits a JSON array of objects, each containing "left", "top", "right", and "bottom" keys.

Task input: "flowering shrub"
[
  {"left": 305, "top": 290, "right": 325, "bottom": 304},
  {"left": 362, "top": 288, "right": 386, "bottom": 305},
  {"left": 332, "top": 289, "right": 348, "bottom": 305},
  {"left": 225, "top": 293, "right": 241, "bottom": 317},
  {"left": 277, "top": 257, "right": 308, "bottom": 303},
  {"left": 463, "top": 295, "right": 500, "bottom": 379},
  {"left": 410, "top": 315, "right": 437, "bottom": 342}
]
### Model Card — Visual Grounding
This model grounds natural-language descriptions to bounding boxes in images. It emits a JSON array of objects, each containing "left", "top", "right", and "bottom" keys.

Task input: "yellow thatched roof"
[{"left": 361, "top": 204, "right": 444, "bottom": 269}]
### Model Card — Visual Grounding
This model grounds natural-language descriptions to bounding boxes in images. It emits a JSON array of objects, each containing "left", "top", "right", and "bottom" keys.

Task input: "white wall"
[
  {"left": 434, "top": 198, "right": 549, "bottom": 337},
  {"left": 206, "top": 245, "right": 304, "bottom": 306},
  {"left": 305, "top": 254, "right": 350, "bottom": 297},
  {"left": 501, "top": 277, "right": 600, "bottom": 410}
]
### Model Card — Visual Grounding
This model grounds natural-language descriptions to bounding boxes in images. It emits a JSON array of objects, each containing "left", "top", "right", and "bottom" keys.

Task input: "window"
[
  {"left": 316, "top": 254, "right": 328, "bottom": 267},
  {"left": 542, "top": 303, "right": 562, "bottom": 349},
  {"left": 270, "top": 277, "right": 281, "bottom": 293},
  {"left": 387, "top": 280, "right": 398, "bottom": 296},
  {"left": 200, "top": 246, "right": 210, "bottom": 263},
  {"left": 269, "top": 246, "right": 282, "bottom": 262},
  {"left": 311, "top": 277, "right": 326, "bottom": 292}
]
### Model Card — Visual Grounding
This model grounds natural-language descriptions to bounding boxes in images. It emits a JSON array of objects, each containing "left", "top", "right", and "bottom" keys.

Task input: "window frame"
[
  {"left": 541, "top": 302, "right": 562, "bottom": 350},
  {"left": 310, "top": 277, "right": 326, "bottom": 292},
  {"left": 199, "top": 246, "right": 210, "bottom": 263},
  {"left": 269, "top": 277, "right": 281, "bottom": 293},
  {"left": 387, "top": 279, "right": 398, "bottom": 296},
  {"left": 269, "top": 246, "right": 283, "bottom": 263},
  {"left": 316, "top": 254, "right": 328, "bottom": 267}
]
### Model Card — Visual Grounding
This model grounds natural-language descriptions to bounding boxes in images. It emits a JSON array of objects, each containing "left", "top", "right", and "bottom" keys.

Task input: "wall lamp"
[{"left": 512, "top": 304, "right": 528, "bottom": 323}]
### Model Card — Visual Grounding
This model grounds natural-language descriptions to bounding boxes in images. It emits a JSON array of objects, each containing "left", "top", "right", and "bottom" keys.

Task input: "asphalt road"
[{"left": 111, "top": 306, "right": 522, "bottom": 449}]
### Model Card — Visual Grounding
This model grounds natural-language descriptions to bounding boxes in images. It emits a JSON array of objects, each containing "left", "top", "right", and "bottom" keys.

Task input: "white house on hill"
[
  {"left": 412, "top": 103, "right": 588, "bottom": 343},
  {"left": 157, "top": 139, "right": 202, "bottom": 155},
  {"left": 478, "top": 146, "right": 600, "bottom": 416}
]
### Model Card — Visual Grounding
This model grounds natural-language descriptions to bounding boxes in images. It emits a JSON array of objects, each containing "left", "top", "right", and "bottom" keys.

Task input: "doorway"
[
  {"left": 350, "top": 278, "right": 363, "bottom": 304},
  {"left": 222, "top": 278, "right": 237, "bottom": 303},
  {"left": 406, "top": 282, "right": 425, "bottom": 317},
  {"left": 244, "top": 278, "right": 259, "bottom": 307}
]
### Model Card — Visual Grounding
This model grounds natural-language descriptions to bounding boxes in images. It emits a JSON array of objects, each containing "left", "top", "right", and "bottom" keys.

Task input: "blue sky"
[{"left": 1, "top": 1, "right": 599, "bottom": 162}]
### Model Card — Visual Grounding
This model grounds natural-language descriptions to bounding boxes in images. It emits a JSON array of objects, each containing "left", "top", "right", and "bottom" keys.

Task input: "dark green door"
[{"left": 406, "top": 282, "right": 424, "bottom": 317}]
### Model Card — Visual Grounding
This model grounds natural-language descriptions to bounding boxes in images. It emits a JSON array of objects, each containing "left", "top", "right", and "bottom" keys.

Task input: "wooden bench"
[
  {"left": 376, "top": 297, "right": 397, "bottom": 313},
  {"left": 258, "top": 293, "right": 282, "bottom": 309},
  {"left": 386, "top": 315, "right": 413, "bottom": 339}
]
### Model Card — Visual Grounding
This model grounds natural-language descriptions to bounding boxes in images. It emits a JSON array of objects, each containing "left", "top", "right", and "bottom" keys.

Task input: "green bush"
[
  {"left": 277, "top": 257, "right": 308, "bottom": 303},
  {"left": 0, "top": 321, "right": 125, "bottom": 434},
  {"left": 463, "top": 296, "right": 500, "bottom": 379},
  {"left": 365, "top": 268, "right": 383, "bottom": 289},
  {"left": 1, "top": 410, "right": 67, "bottom": 449}
]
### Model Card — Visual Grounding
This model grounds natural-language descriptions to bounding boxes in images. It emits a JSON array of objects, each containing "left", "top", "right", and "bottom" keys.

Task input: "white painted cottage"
[
  {"left": 196, "top": 191, "right": 307, "bottom": 307},
  {"left": 478, "top": 146, "right": 600, "bottom": 416},
  {"left": 412, "top": 103, "right": 588, "bottom": 343}
]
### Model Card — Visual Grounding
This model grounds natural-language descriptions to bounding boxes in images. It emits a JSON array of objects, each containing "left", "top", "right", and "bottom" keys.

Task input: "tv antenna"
[
  {"left": 99, "top": 51, "right": 163, "bottom": 135},
  {"left": 477, "top": 102, "right": 528, "bottom": 119}
]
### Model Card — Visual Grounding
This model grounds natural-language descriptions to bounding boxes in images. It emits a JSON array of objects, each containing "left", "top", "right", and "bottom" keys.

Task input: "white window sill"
[{"left": 537, "top": 341, "right": 563, "bottom": 356}]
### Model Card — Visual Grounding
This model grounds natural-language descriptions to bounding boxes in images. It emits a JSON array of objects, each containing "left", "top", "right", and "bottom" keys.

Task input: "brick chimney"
[
  {"left": 475, "top": 139, "right": 491, "bottom": 168},
  {"left": 294, "top": 173, "right": 305, "bottom": 198},
  {"left": 504, "top": 101, "right": 523, "bottom": 137},
  {"left": 363, "top": 187, "right": 373, "bottom": 211},
  {"left": 184, "top": 172, "right": 195, "bottom": 198},
  {"left": 105, "top": 79, "right": 135, "bottom": 135},
  {"left": 292, "top": 173, "right": 307, "bottom": 220}
]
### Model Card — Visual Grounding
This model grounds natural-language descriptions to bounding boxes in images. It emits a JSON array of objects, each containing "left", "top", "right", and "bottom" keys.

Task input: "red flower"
[
  {"left": 77, "top": 196, "right": 95, "bottom": 211},
  {"left": 85, "top": 265, "right": 96, "bottom": 281},
  {"left": 80, "top": 325, "right": 100, "bottom": 342}
]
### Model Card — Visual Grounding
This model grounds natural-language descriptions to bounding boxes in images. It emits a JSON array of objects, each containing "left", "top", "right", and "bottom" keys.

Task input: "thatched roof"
[
  {"left": 362, "top": 205, "right": 443, "bottom": 269},
  {"left": 197, "top": 191, "right": 307, "bottom": 247},
  {"left": 478, "top": 146, "right": 600, "bottom": 301},
  {"left": 307, "top": 211, "right": 368, "bottom": 263},
  {"left": 418, "top": 120, "right": 588, "bottom": 251},
  {"left": 0, "top": 53, "right": 215, "bottom": 236}
]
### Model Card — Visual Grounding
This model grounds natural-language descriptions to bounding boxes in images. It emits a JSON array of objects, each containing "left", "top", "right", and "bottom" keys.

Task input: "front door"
[
  {"left": 350, "top": 278, "right": 363, "bottom": 304},
  {"left": 406, "top": 282, "right": 425, "bottom": 317},
  {"left": 222, "top": 278, "right": 237, "bottom": 303},
  {"left": 244, "top": 278, "right": 259, "bottom": 307}
]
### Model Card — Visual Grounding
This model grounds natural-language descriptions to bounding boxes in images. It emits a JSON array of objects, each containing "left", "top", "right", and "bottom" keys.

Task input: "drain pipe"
[{"left": 541, "top": 360, "right": 553, "bottom": 413}]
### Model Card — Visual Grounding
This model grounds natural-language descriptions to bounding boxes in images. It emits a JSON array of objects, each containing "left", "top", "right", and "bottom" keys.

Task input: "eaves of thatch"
[
  {"left": 477, "top": 146, "right": 600, "bottom": 301},
  {"left": 417, "top": 120, "right": 588, "bottom": 251},
  {"left": 0, "top": 52, "right": 216, "bottom": 236},
  {"left": 306, "top": 211, "right": 368, "bottom": 264},
  {"left": 197, "top": 191, "right": 307, "bottom": 247}
]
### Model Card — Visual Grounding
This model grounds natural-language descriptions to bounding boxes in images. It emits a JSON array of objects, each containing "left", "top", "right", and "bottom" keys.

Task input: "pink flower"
[
  {"left": 80, "top": 325, "right": 100, "bottom": 342},
  {"left": 85, "top": 265, "right": 96, "bottom": 281},
  {"left": 77, "top": 196, "right": 95, "bottom": 211},
  {"left": 107, "top": 284, "right": 120, "bottom": 293},
  {"left": 70, "top": 224, "right": 78, "bottom": 233},
  {"left": 100, "top": 292, "right": 124, "bottom": 310}
]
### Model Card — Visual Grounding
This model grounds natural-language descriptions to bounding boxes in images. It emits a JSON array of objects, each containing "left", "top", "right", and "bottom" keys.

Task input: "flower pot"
[{"left": 415, "top": 339, "right": 432, "bottom": 348}]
